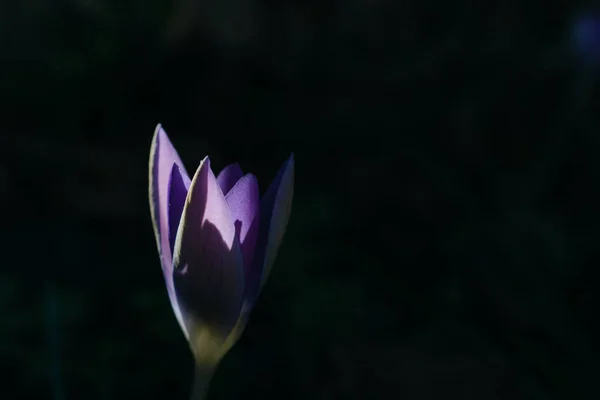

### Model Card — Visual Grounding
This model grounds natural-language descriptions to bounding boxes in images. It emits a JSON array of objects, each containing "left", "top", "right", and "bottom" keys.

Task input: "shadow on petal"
[
  {"left": 168, "top": 163, "right": 191, "bottom": 255},
  {"left": 226, "top": 174, "right": 260, "bottom": 282}
]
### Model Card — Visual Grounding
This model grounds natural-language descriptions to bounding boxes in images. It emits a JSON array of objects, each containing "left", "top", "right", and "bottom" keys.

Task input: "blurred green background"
[{"left": 2, "top": 1, "right": 600, "bottom": 399}]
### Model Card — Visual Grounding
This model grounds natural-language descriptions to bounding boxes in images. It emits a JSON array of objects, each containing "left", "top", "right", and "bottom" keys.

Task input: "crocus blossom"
[{"left": 148, "top": 124, "right": 294, "bottom": 374}]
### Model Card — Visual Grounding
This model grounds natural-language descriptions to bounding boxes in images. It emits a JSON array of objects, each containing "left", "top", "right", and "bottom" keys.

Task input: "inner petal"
[
  {"left": 167, "top": 163, "right": 191, "bottom": 255},
  {"left": 225, "top": 174, "right": 260, "bottom": 280},
  {"left": 216, "top": 163, "right": 244, "bottom": 195}
]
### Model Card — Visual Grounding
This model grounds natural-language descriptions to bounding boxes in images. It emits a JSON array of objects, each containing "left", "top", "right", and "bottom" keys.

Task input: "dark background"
[{"left": 2, "top": 1, "right": 600, "bottom": 399}]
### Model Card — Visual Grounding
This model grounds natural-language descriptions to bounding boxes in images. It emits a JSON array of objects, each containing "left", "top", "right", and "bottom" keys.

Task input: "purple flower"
[{"left": 148, "top": 124, "right": 294, "bottom": 367}]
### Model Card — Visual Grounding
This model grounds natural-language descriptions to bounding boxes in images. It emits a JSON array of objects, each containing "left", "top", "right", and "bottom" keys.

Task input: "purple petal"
[
  {"left": 225, "top": 174, "right": 260, "bottom": 282},
  {"left": 168, "top": 163, "right": 191, "bottom": 256},
  {"left": 172, "top": 157, "right": 245, "bottom": 335},
  {"left": 216, "top": 163, "right": 244, "bottom": 195},
  {"left": 148, "top": 124, "right": 189, "bottom": 337},
  {"left": 247, "top": 154, "right": 294, "bottom": 304}
]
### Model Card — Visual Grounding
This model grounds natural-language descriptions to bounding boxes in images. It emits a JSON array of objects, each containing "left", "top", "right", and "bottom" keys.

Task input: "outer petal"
[
  {"left": 172, "top": 157, "right": 245, "bottom": 342},
  {"left": 148, "top": 124, "right": 189, "bottom": 337},
  {"left": 216, "top": 163, "right": 244, "bottom": 195},
  {"left": 225, "top": 174, "right": 260, "bottom": 282},
  {"left": 247, "top": 154, "right": 294, "bottom": 304}
]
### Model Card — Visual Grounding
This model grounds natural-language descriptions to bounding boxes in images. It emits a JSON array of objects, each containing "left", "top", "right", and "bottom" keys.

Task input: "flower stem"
[{"left": 190, "top": 362, "right": 216, "bottom": 400}]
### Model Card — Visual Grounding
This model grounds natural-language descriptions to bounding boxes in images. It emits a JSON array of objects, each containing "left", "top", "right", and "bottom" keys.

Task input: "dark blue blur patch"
[{"left": 572, "top": 13, "right": 600, "bottom": 67}]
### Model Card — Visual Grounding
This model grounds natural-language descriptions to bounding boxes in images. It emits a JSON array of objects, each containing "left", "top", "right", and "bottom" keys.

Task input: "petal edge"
[{"left": 247, "top": 154, "right": 294, "bottom": 304}]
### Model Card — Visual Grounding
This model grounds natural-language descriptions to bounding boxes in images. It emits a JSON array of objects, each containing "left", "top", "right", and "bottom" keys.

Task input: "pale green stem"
[{"left": 190, "top": 363, "right": 216, "bottom": 400}]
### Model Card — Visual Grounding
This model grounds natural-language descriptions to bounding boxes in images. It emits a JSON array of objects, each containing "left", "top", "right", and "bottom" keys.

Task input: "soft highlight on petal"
[
  {"left": 225, "top": 174, "right": 260, "bottom": 280},
  {"left": 172, "top": 157, "right": 245, "bottom": 337},
  {"left": 216, "top": 163, "right": 244, "bottom": 195},
  {"left": 148, "top": 123, "right": 190, "bottom": 338}
]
